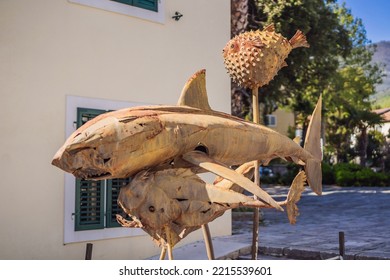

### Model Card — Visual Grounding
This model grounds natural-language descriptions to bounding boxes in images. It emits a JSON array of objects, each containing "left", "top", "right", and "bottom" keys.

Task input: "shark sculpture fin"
[
  {"left": 150, "top": 168, "right": 254, "bottom": 204},
  {"left": 285, "top": 170, "right": 306, "bottom": 224},
  {"left": 182, "top": 151, "right": 283, "bottom": 211},
  {"left": 303, "top": 94, "right": 322, "bottom": 195},
  {"left": 214, "top": 161, "right": 256, "bottom": 193},
  {"left": 293, "top": 136, "right": 301, "bottom": 145},
  {"left": 203, "top": 184, "right": 255, "bottom": 204},
  {"left": 177, "top": 69, "right": 212, "bottom": 111}
]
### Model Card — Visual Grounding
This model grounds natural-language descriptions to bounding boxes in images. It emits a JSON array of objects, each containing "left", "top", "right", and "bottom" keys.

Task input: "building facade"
[
  {"left": 266, "top": 108, "right": 295, "bottom": 136},
  {"left": 0, "top": 0, "right": 230, "bottom": 259}
]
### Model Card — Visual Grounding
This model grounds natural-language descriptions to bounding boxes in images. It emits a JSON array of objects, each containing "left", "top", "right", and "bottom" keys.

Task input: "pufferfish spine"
[{"left": 222, "top": 24, "right": 309, "bottom": 89}]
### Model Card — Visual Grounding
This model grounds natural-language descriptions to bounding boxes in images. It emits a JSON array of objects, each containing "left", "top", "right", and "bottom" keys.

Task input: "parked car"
[{"left": 260, "top": 167, "right": 274, "bottom": 177}]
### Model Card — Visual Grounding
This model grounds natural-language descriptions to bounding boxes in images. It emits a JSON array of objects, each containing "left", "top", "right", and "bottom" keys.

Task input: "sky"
[{"left": 339, "top": 0, "right": 390, "bottom": 43}]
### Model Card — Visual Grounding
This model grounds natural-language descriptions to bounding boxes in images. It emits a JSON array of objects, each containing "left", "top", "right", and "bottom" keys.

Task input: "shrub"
[
  {"left": 332, "top": 163, "right": 389, "bottom": 186},
  {"left": 322, "top": 162, "right": 335, "bottom": 185},
  {"left": 335, "top": 169, "right": 356, "bottom": 186},
  {"left": 279, "top": 163, "right": 301, "bottom": 186},
  {"left": 333, "top": 162, "right": 362, "bottom": 173},
  {"left": 355, "top": 168, "right": 373, "bottom": 186},
  {"left": 264, "top": 162, "right": 389, "bottom": 187},
  {"left": 356, "top": 168, "right": 388, "bottom": 186}
]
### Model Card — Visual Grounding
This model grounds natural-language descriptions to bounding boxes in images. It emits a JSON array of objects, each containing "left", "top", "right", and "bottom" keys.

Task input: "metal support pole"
[
  {"left": 85, "top": 243, "right": 93, "bottom": 260},
  {"left": 339, "top": 231, "right": 345, "bottom": 260},
  {"left": 251, "top": 86, "right": 260, "bottom": 260}
]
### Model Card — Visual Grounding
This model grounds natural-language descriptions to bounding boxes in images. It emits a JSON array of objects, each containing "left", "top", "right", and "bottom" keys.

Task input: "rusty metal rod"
[
  {"left": 85, "top": 243, "right": 93, "bottom": 260},
  {"left": 339, "top": 231, "right": 345, "bottom": 260},
  {"left": 251, "top": 86, "right": 260, "bottom": 260}
]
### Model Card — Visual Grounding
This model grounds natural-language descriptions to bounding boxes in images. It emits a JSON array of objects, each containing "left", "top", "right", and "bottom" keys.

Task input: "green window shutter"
[
  {"left": 133, "top": 0, "right": 158, "bottom": 12},
  {"left": 75, "top": 179, "right": 105, "bottom": 231},
  {"left": 106, "top": 178, "right": 131, "bottom": 228},
  {"left": 76, "top": 108, "right": 107, "bottom": 128},
  {"left": 111, "top": 0, "right": 157, "bottom": 12},
  {"left": 74, "top": 107, "right": 132, "bottom": 231},
  {"left": 110, "top": 0, "right": 133, "bottom": 5},
  {"left": 75, "top": 108, "right": 107, "bottom": 231}
]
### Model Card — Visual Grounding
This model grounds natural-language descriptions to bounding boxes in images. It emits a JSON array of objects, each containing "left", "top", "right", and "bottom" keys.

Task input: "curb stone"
[{"left": 251, "top": 246, "right": 390, "bottom": 260}]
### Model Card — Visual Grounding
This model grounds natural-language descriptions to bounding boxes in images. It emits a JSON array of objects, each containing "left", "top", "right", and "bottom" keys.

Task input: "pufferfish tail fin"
[
  {"left": 263, "top": 23, "right": 275, "bottom": 32},
  {"left": 289, "top": 30, "right": 310, "bottom": 49}
]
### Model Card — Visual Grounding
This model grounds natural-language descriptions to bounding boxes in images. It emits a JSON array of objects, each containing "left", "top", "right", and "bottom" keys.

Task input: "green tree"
[
  {"left": 231, "top": 0, "right": 384, "bottom": 165},
  {"left": 323, "top": 3, "right": 384, "bottom": 165},
  {"left": 233, "top": 0, "right": 352, "bottom": 119},
  {"left": 325, "top": 65, "right": 382, "bottom": 164},
  {"left": 366, "top": 130, "right": 387, "bottom": 170}
]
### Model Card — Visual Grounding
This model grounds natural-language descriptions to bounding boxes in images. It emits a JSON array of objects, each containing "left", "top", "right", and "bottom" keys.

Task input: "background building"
[{"left": 0, "top": 0, "right": 230, "bottom": 259}]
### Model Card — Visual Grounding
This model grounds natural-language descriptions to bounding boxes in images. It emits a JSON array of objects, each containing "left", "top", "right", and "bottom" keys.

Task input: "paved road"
[{"left": 232, "top": 185, "right": 390, "bottom": 259}]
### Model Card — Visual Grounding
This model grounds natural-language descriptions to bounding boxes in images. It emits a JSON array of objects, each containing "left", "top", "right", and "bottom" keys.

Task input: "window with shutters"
[
  {"left": 64, "top": 96, "right": 147, "bottom": 244},
  {"left": 74, "top": 108, "right": 131, "bottom": 231},
  {"left": 75, "top": 179, "right": 105, "bottom": 231},
  {"left": 265, "top": 114, "right": 277, "bottom": 127},
  {"left": 110, "top": 0, "right": 158, "bottom": 12},
  {"left": 68, "top": 0, "right": 164, "bottom": 23},
  {"left": 106, "top": 178, "right": 131, "bottom": 227}
]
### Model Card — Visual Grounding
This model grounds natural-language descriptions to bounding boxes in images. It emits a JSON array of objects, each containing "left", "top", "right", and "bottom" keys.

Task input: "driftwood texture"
[
  {"left": 51, "top": 68, "right": 322, "bottom": 259},
  {"left": 116, "top": 165, "right": 307, "bottom": 249},
  {"left": 52, "top": 70, "right": 322, "bottom": 204}
]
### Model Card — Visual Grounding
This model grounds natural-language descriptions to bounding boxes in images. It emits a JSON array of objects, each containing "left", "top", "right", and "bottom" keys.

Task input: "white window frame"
[
  {"left": 64, "top": 95, "right": 147, "bottom": 244},
  {"left": 266, "top": 114, "right": 277, "bottom": 127},
  {"left": 68, "top": 0, "right": 165, "bottom": 24}
]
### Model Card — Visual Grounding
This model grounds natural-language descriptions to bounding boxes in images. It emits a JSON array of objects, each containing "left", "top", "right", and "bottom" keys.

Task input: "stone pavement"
[
  {"left": 233, "top": 185, "right": 390, "bottom": 260},
  {"left": 149, "top": 185, "right": 390, "bottom": 260}
]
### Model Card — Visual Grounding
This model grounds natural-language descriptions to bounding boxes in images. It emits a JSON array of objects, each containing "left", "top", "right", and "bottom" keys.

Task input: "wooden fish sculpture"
[
  {"left": 116, "top": 164, "right": 307, "bottom": 259},
  {"left": 52, "top": 69, "right": 322, "bottom": 211},
  {"left": 222, "top": 24, "right": 309, "bottom": 88}
]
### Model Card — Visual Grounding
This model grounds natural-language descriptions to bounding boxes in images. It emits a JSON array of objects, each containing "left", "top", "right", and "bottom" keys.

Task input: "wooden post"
[
  {"left": 251, "top": 86, "right": 260, "bottom": 260},
  {"left": 85, "top": 243, "right": 93, "bottom": 260},
  {"left": 159, "top": 246, "right": 167, "bottom": 260},
  {"left": 165, "top": 227, "right": 174, "bottom": 260},
  {"left": 202, "top": 224, "right": 215, "bottom": 260},
  {"left": 339, "top": 231, "right": 345, "bottom": 260},
  {"left": 167, "top": 244, "right": 174, "bottom": 260}
]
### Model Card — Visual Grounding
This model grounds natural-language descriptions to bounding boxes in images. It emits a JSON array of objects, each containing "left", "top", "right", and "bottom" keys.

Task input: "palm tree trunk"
[
  {"left": 359, "top": 126, "right": 368, "bottom": 167},
  {"left": 231, "top": 0, "right": 261, "bottom": 260},
  {"left": 231, "top": 0, "right": 248, "bottom": 37},
  {"left": 231, "top": 0, "right": 251, "bottom": 119}
]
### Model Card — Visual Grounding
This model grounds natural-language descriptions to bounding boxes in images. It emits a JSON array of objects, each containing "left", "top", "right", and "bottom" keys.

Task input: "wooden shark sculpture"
[
  {"left": 52, "top": 69, "right": 321, "bottom": 259},
  {"left": 116, "top": 164, "right": 307, "bottom": 260},
  {"left": 52, "top": 70, "right": 322, "bottom": 209}
]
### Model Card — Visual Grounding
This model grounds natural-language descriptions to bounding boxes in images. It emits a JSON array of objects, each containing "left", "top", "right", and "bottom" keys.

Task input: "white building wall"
[{"left": 0, "top": 0, "right": 230, "bottom": 259}]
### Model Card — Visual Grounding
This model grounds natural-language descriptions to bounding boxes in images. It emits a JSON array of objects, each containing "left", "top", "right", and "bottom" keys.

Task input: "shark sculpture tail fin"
[{"left": 303, "top": 95, "right": 322, "bottom": 195}]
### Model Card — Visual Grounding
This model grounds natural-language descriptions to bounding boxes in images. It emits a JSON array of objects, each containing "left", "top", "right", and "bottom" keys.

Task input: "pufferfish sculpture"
[{"left": 222, "top": 23, "right": 309, "bottom": 88}]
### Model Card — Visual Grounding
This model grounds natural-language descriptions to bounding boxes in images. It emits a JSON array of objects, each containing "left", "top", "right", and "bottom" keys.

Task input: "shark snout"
[
  {"left": 51, "top": 141, "right": 114, "bottom": 180},
  {"left": 51, "top": 153, "right": 62, "bottom": 169},
  {"left": 51, "top": 146, "right": 80, "bottom": 175},
  {"left": 52, "top": 145, "right": 67, "bottom": 170}
]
